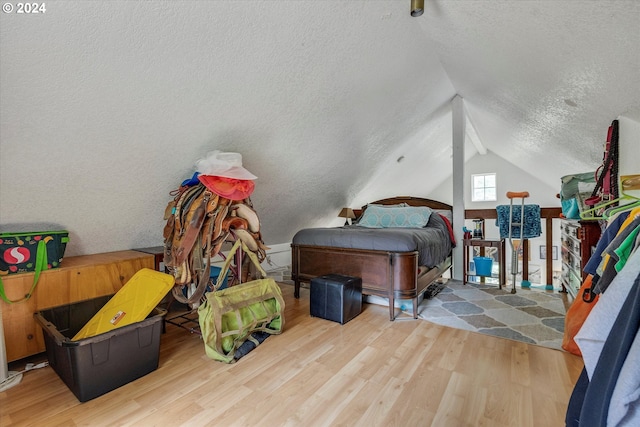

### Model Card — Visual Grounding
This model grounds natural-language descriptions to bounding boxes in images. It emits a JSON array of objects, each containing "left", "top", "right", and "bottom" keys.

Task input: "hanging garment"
[
  {"left": 568, "top": 249, "right": 640, "bottom": 426},
  {"left": 567, "top": 273, "right": 640, "bottom": 427},
  {"left": 575, "top": 248, "right": 640, "bottom": 379},
  {"left": 566, "top": 368, "right": 590, "bottom": 427},
  {"left": 611, "top": 220, "right": 640, "bottom": 271},
  {"left": 562, "top": 275, "right": 599, "bottom": 356},
  {"left": 578, "top": 265, "right": 640, "bottom": 427},
  {"left": 586, "top": 120, "right": 620, "bottom": 207},
  {"left": 582, "top": 208, "right": 640, "bottom": 302},
  {"left": 592, "top": 215, "right": 640, "bottom": 295},
  {"left": 564, "top": 213, "right": 632, "bottom": 355},
  {"left": 608, "top": 317, "right": 640, "bottom": 426},
  {"left": 583, "top": 211, "right": 629, "bottom": 276}
]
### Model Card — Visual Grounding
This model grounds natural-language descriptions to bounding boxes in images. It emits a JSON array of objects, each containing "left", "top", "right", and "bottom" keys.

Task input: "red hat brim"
[{"left": 198, "top": 175, "right": 255, "bottom": 201}]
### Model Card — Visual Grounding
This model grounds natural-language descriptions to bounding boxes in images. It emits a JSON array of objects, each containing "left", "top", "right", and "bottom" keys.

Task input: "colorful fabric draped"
[{"left": 496, "top": 204, "right": 541, "bottom": 239}]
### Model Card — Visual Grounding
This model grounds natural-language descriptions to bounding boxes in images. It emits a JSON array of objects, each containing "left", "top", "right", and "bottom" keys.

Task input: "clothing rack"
[{"left": 567, "top": 205, "right": 640, "bottom": 426}]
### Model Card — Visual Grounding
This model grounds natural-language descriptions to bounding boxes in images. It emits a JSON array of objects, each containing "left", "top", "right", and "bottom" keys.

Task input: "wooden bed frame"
[{"left": 291, "top": 196, "right": 453, "bottom": 321}]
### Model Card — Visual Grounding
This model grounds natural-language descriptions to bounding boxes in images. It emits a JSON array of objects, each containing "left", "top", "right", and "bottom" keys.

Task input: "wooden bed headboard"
[{"left": 354, "top": 196, "right": 453, "bottom": 218}]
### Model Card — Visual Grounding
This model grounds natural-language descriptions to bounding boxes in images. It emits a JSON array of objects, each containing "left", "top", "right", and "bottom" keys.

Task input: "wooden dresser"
[
  {"left": 1, "top": 250, "right": 154, "bottom": 362},
  {"left": 560, "top": 220, "right": 602, "bottom": 297}
]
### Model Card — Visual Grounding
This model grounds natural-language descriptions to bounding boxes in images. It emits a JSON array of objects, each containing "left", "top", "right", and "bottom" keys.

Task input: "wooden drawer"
[
  {"left": 1, "top": 250, "right": 154, "bottom": 362},
  {"left": 560, "top": 219, "right": 601, "bottom": 295},
  {"left": 561, "top": 264, "right": 583, "bottom": 297},
  {"left": 561, "top": 246, "right": 581, "bottom": 272}
]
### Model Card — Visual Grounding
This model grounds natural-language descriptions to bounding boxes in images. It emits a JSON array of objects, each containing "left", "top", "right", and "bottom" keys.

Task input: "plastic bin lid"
[{"left": 72, "top": 268, "right": 174, "bottom": 341}]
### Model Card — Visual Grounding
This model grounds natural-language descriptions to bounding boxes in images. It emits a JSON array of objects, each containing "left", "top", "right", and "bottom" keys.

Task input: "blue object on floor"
[{"left": 474, "top": 256, "right": 493, "bottom": 277}]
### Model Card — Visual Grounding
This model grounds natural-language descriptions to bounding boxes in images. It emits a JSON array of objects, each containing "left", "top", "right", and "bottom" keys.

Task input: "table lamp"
[{"left": 338, "top": 208, "right": 356, "bottom": 225}]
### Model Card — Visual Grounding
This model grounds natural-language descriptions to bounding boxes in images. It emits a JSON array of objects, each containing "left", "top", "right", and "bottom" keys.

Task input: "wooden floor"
[{"left": 1, "top": 283, "right": 583, "bottom": 426}]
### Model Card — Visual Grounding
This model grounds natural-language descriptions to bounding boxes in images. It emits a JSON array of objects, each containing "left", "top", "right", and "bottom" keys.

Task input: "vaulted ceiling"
[{"left": 1, "top": 1, "right": 638, "bottom": 255}]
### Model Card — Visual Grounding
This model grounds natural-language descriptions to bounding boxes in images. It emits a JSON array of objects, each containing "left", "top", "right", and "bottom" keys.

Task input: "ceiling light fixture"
[{"left": 411, "top": 0, "right": 424, "bottom": 17}]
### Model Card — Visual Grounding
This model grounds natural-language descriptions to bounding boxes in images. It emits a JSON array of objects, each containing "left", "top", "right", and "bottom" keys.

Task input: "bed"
[{"left": 291, "top": 196, "right": 454, "bottom": 320}]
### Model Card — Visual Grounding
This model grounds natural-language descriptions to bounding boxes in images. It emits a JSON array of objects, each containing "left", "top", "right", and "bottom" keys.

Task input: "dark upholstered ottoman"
[{"left": 310, "top": 274, "right": 362, "bottom": 324}]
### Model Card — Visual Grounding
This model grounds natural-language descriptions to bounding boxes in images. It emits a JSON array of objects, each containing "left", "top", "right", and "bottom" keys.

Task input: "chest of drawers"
[{"left": 560, "top": 220, "right": 601, "bottom": 296}]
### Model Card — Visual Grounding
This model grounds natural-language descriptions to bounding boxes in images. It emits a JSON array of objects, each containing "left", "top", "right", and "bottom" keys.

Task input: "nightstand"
[{"left": 463, "top": 239, "right": 506, "bottom": 288}]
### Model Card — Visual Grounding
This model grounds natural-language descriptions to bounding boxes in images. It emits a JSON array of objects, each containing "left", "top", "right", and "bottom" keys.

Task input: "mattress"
[{"left": 292, "top": 212, "right": 452, "bottom": 267}]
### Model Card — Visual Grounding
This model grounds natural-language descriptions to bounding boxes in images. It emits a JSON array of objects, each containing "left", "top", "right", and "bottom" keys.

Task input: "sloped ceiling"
[
  {"left": 1, "top": 1, "right": 639, "bottom": 256},
  {"left": 419, "top": 0, "right": 640, "bottom": 182}
]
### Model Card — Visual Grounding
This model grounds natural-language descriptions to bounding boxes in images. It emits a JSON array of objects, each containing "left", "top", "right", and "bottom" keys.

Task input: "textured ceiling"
[
  {"left": 1, "top": 1, "right": 639, "bottom": 255},
  {"left": 419, "top": 0, "right": 640, "bottom": 183}
]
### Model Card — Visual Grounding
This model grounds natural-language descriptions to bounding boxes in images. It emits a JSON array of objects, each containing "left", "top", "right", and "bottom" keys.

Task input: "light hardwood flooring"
[{"left": 1, "top": 283, "right": 583, "bottom": 426}]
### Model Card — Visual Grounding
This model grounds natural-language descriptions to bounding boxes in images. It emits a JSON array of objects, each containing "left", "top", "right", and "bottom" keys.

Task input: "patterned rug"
[{"left": 416, "top": 279, "right": 566, "bottom": 350}]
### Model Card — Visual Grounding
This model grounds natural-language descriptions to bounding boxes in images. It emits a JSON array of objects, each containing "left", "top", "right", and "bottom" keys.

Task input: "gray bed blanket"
[{"left": 292, "top": 212, "right": 452, "bottom": 267}]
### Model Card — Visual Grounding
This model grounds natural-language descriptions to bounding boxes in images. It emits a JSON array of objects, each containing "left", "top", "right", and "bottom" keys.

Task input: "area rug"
[{"left": 416, "top": 279, "right": 566, "bottom": 350}]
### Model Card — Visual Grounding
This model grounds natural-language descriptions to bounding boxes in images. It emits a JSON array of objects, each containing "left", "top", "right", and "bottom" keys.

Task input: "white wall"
[
  {"left": 431, "top": 150, "right": 563, "bottom": 285},
  {"left": 1, "top": 2, "right": 636, "bottom": 265},
  {"left": 618, "top": 116, "right": 640, "bottom": 199},
  {"left": 431, "top": 150, "right": 560, "bottom": 209},
  {"left": 0, "top": 1, "right": 456, "bottom": 257}
]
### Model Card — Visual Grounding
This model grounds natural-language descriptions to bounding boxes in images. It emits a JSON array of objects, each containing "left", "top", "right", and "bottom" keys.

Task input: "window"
[{"left": 472, "top": 173, "right": 496, "bottom": 202}]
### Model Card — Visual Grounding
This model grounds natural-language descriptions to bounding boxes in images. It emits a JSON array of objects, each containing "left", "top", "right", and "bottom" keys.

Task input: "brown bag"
[{"left": 562, "top": 275, "right": 599, "bottom": 356}]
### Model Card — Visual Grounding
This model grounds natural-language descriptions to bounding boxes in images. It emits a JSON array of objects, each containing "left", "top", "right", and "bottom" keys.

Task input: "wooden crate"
[{"left": 1, "top": 250, "right": 154, "bottom": 362}]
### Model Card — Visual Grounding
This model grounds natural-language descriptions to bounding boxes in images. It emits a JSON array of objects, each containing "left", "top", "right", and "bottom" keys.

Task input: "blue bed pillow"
[
  {"left": 353, "top": 203, "right": 408, "bottom": 224},
  {"left": 357, "top": 205, "right": 433, "bottom": 228}
]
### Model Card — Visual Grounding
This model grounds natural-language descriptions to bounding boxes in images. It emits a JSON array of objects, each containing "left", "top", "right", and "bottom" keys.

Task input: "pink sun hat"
[
  {"left": 195, "top": 151, "right": 257, "bottom": 200},
  {"left": 198, "top": 175, "right": 255, "bottom": 201}
]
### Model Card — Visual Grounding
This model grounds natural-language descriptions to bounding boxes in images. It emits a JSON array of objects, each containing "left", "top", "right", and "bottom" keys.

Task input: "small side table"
[{"left": 463, "top": 239, "right": 506, "bottom": 288}]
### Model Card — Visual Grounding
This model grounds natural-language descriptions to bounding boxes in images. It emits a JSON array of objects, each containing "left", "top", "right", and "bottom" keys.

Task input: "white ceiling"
[
  {"left": 1, "top": 1, "right": 639, "bottom": 255},
  {"left": 420, "top": 0, "right": 640, "bottom": 179}
]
